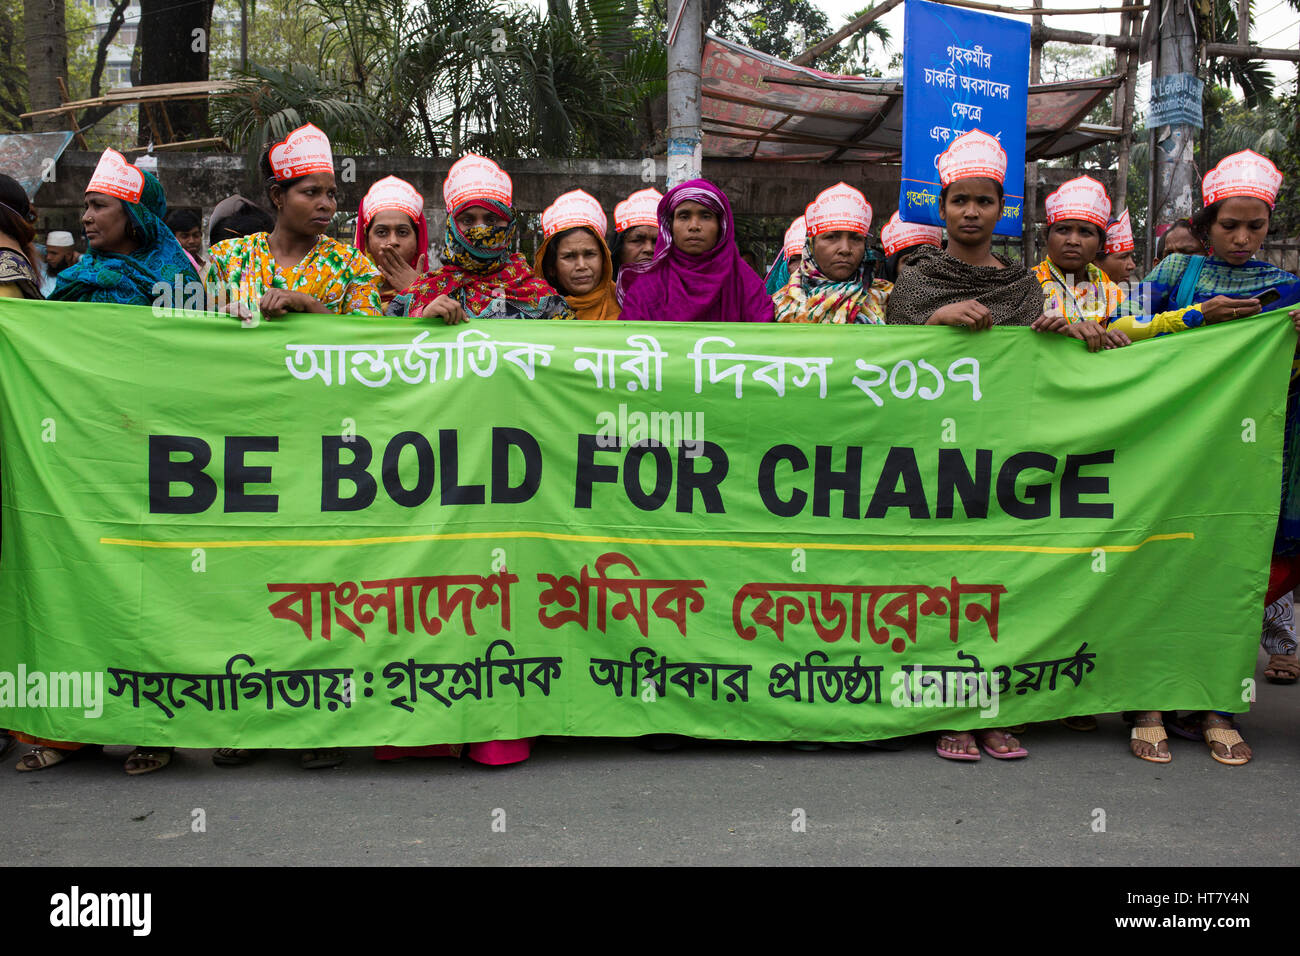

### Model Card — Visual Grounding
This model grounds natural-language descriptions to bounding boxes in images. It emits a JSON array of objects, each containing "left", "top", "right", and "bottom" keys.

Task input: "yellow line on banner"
[{"left": 99, "top": 530, "right": 1194, "bottom": 554}]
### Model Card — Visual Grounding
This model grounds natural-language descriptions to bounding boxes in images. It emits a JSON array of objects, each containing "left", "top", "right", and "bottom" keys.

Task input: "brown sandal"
[
  {"left": 1264, "top": 653, "right": 1299, "bottom": 685},
  {"left": 16, "top": 746, "right": 72, "bottom": 772},
  {"left": 124, "top": 747, "right": 173, "bottom": 775}
]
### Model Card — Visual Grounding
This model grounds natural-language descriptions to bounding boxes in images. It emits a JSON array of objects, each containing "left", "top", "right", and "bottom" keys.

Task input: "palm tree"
[
  {"left": 1198, "top": 0, "right": 1271, "bottom": 108},
  {"left": 839, "top": 4, "right": 895, "bottom": 76},
  {"left": 212, "top": 0, "right": 665, "bottom": 160},
  {"left": 209, "top": 62, "right": 389, "bottom": 156}
]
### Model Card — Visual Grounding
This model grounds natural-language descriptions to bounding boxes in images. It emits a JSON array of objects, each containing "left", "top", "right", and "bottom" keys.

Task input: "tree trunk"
[
  {"left": 22, "top": 0, "right": 68, "bottom": 132},
  {"left": 135, "top": 0, "right": 215, "bottom": 146}
]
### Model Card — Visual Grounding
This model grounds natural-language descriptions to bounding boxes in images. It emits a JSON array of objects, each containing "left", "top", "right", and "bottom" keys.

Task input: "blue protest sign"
[{"left": 900, "top": 0, "right": 1030, "bottom": 237}]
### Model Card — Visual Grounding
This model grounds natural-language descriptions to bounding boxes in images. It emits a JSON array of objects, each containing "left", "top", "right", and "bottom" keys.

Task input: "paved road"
[{"left": 2, "top": 647, "right": 1295, "bottom": 867}]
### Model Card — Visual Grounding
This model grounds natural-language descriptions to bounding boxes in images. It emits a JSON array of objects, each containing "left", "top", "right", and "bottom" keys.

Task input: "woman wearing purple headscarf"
[{"left": 617, "top": 179, "right": 774, "bottom": 323}]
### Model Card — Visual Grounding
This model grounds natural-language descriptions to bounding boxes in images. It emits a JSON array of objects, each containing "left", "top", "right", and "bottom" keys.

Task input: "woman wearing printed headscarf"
[
  {"left": 617, "top": 179, "right": 774, "bottom": 323},
  {"left": 610, "top": 188, "right": 662, "bottom": 281},
  {"left": 15, "top": 151, "right": 200, "bottom": 774},
  {"left": 47, "top": 149, "right": 199, "bottom": 307},
  {"left": 399, "top": 154, "right": 573, "bottom": 323},
  {"left": 205, "top": 124, "right": 382, "bottom": 320},
  {"left": 1114, "top": 151, "right": 1300, "bottom": 766},
  {"left": 0, "top": 174, "right": 43, "bottom": 299},
  {"left": 774, "top": 183, "right": 885, "bottom": 324},
  {"left": 352, "top": 175, "right": 429, "bottom": 309},
  {"left": 533, "top": 189, "right": 620, "bottom": 321},
  {"left": 764, "top": 216, "right": 807, "bottom": 296}
]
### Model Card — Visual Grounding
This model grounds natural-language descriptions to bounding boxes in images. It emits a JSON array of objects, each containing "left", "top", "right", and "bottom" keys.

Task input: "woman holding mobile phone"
[{"left": 1115, "top": 151, "right": 1300, "bottom": 767}]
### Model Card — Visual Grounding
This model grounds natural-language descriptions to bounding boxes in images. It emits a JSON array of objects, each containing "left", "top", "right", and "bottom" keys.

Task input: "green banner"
[{"left": 0, "top": 299, "right": 1292, "bottom": 747}]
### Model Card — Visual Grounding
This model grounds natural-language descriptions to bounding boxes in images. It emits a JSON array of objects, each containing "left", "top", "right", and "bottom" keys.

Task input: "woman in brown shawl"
[
  {"left": 885, "top": 130, "right": 1042, "bottom": 330},
  {"left": 888, "top": 133, "right": 1036, "bottom": 760}
]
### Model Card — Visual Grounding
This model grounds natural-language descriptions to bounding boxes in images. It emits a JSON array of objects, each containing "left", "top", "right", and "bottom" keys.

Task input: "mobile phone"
[{"left": 1256, "top": 288, "right": 1281, "bottom": 308}]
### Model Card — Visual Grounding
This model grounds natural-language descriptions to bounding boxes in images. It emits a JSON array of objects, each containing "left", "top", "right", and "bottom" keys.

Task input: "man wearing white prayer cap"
[{"left": 42, "top": 231, "right": 80, "bottom": 296}]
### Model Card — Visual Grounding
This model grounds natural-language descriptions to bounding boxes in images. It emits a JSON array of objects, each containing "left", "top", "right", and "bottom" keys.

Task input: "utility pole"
[
  {"left": 1143, "top": 0, "right": 1161, "bottom": 272},
  {"left": 240, "top": 0, "right": 248, "bottom": 71},
  {"left": 665, "top": 0, "right": 703, "bottom": 188},
  {"left": 1153, "top": 0, "right": 1198, "bottom": 232}
]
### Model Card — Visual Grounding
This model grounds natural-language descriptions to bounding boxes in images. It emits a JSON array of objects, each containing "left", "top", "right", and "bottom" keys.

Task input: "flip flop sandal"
[
  {"left": 978, "top": 730, "right": 1028, "bottom": 760},
  {"left": 124, "top": 748, "right": 172, "bottom": 775},
  {"left": 1165, "top": 713, "right": 1205, "bottom": 742},
  {"left": 301, "top": 749, "right": 345, "bottom": 769},
  {"left": 15, "top": 746, "right": 72, "bottom": 772},
  {"left": 1204, "top": 727, "right": 1250, "bottom": 766},
  {"left": 935, "top": 734, "right": 981, "bottom": 761},
  {"left": 1060, "top": 715, "right": 1098, "bottom": 732},
  {"left": 1264, "top": 653, "right": 1300, "bottom": 685},
  {"left": 1130, "top": 724, "right": 1172, "bottom": 763},
  {"left": 0, "top": 731, "right": 15, "bottom": 761},
  {"left": 212, "top": 748, "right": 257, "bottom": 767}
]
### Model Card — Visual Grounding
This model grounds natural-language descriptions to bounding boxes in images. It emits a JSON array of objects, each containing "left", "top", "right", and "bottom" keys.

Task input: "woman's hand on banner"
[
  {"left": 1289, "top": 308, "right": 1300, "bottom": 334},
  {"left": 1030, "top": 312, "right": 1069, "bottom": 334},
  {"left": 258, "top": 289, "right": 326, "bottom": 318},
  {"left": 421, "top": 294, "right": 468, "bottom": 325},
  {"left": 928, "top": 299, "right": 992, "bottom": 331},
  {"left": 1063, "top": 319, "right": 1108, "bottom": 352},
  {"left": 1103, "top": 328, "right": 1131, "bottom": 349}
]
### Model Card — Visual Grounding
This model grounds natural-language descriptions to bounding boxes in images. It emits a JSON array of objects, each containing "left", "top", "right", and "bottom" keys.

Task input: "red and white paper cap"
[
  {"left": 268, "top": 124, "right": 334, "bottom": 181},
  {"left": 804, "top": 182, "right": 872, "bottom": 236},
  {"left": 1202, "top": 149, "right": 1283, "bottom": 208},
  {"left": 881, "top": 211, "right": 943, "bottom": 258},
  {"left": 1045, "top": 175, "right": 1111, "bottom": 229},
  {"left": 1103, "top": 209, "right": 1134, "bottom": 255},
  {"left": 783, "top": 216, "right": 807, "bottom": 259},
  {"left": 614, "top": 188, "right": 663, "bottom": 233},
  {"left": 542, "top": 189, "right": 607, "bottom": 239},
  {"left": 85, "top": 148, "right": 144, "bottom": 203},
  {"left": 444, "top": 154, "right": 513, "bottom": 211},
  {"left": 361, "top": 176, "right": 423, "bottom": 223},
  {"left": 937, "top": 130, "right": 1007, "bottom": 188}
]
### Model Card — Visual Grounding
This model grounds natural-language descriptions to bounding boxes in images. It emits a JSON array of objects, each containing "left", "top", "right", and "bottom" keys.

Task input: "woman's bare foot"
[
  {"left": 976, "top": 728, "right": 1025, "bottom": 757},
  {"left": 936, "top": 731, "right": 979, "bottom": 758}
]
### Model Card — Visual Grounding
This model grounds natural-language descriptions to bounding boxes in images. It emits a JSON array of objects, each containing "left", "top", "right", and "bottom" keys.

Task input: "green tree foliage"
[
  {"left": 0, "top": 4, "right": 27, "bottom": 130},
  {"left": 209, "top": 0, "right": 666, "bottom": 159}
]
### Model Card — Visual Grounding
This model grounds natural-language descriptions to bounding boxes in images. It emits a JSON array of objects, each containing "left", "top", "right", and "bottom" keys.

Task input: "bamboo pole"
[
  {"left": 1113, "top": 10, "right": 1140, "bottom": 211},
  {"left": 792, "top": 0, "right": 905, "bottom": 67},
  {"left": 934, "top": 0, "right": 1148, "bottom": 15},
  {"left": 1024, "top": 0, "right": 1043, "bottom": 264}
]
